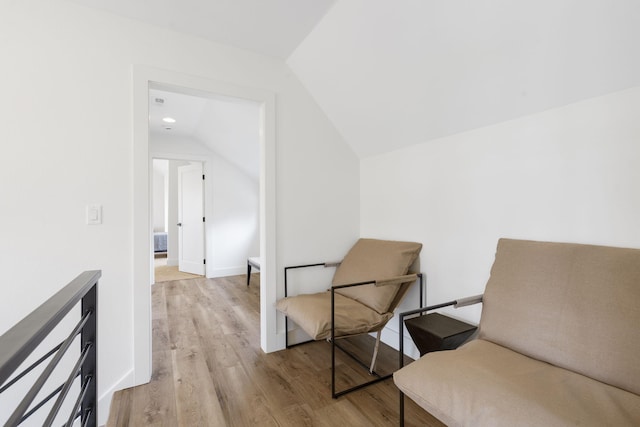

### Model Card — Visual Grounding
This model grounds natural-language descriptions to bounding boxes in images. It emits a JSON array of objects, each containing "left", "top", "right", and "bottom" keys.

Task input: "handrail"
[{"left": 0, "top": 270, "right": 100, "bottom": 427}]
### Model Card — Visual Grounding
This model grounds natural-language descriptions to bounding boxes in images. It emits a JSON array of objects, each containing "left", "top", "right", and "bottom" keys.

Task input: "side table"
[{"left": 404, "top": 312, "right": 477, "bottom": 356}]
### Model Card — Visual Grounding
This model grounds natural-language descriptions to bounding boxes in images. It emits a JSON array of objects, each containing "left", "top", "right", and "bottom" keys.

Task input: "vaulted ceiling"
[
  {"left": 73, "top": 0, "right": 640, "bottom": 159},
  {"left": 289, "top": 0, "right": 640, "bottom": 158},
  {"left": 149, "top": 89, "right": 261, "bottom": 180},
  {"left": 70, "top": 0, "right": 336, "bottom": 58}
]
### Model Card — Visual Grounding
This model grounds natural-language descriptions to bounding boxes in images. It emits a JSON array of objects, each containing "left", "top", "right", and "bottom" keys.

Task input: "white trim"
[
  {"left": 380, "top": 326, "right": 420, "bottom": 360},
  {"left": 209, "top": 266, "right": 247, "bottom": 278},
  {"left": 98, "top": 368, "right": 134, "bottom": 426},
  {"left": 133, "top": 65, "right": 278, "bottom": 387}
]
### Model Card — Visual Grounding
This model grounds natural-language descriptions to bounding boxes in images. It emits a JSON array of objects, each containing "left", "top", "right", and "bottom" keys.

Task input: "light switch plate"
[{"left": 86, "top": 204, "right": 102, "bottom": 225}]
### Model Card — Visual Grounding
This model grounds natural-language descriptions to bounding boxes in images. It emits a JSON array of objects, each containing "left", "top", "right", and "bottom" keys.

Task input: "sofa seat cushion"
[
  {"left": 394, "top": 339, "right": 640, "bottom": 427},
  {"left": 276, "top": 291, "right": 393, "bottom": 340}
]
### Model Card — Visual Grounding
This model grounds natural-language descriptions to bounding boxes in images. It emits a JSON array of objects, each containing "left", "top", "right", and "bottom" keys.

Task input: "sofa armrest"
[
  {"left": 399, "top": 294, "right": 484, "bottom": 318},
  {"left": 284, "top": 261, "right": 341, "bottom": 271},
  {"left": 454, "top": 294, "right": 483, "bottom": 308},
  {"left": 284, "top": 261, "right": 342, "bottom": 297},
  {"left": 375, "top": 273, "right": 419, "bottom": 287},
  {"left": 330, "top": 273, "right": 419, "bottom": 290},
  {"left": 323, "top": 261, "right": 342, "bottom": 268}
]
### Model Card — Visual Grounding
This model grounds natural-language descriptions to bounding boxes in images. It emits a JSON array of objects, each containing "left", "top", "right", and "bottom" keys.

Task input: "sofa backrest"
[{"left": 479, "top": 238, "right": 640, "bottom": 395}]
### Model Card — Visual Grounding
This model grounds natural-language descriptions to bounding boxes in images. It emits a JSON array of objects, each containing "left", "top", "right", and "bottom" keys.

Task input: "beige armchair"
[
  {"left": 394, "top": 239, "right": 640, "bottom": 426},
  {"left": 276, "top": 238, "right": 423, "bottom": 397}
]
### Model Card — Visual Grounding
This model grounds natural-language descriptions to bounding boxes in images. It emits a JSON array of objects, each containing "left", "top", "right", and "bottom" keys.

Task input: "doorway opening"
[
  {"left": 149, "top": 84, "right": 262, "bottom": 281},
  {"left": 152, "top": 158, "right": 206, "bottom": 283},
  {"left": 133, "top": 66, "right": 278, "bottom": 386}
]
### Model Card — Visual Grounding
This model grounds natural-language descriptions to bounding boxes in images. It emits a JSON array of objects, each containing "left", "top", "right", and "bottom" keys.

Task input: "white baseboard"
[
  {"left": 283, "top": 323, "right": 420, "bottom": 360},
  {"left": 380, "top": 326, "right": 420, "bottom": 360},
  {"left": 285, "top": 326, "right": 313, "bottom": 346},
  {"left": 166, "top": 258, "right": 178, "bottom": 266},
  {"left": 208, "top": 266, "right": 245, "bottom": 278},
  {"left": 98, "top": 368, "right": 134, "bottom": 426}
]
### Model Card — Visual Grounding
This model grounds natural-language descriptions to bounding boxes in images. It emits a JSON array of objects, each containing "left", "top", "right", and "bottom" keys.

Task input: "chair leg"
[
  {"left": 370, "top": 330, "right": 382, "bottom": 374},
  {"left": 247, "top": 262, "right": 251, "bottom": 286}
]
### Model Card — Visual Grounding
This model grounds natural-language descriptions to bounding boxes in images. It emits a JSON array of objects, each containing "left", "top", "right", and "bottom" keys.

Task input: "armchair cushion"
[
  {"left": 332, "top": 239, "right": 422, "bottom": 314},
  {"left": 479, "top": 239, "right": 640, "bottom": 395},
  {"left": 276, "top": 291, "right": 394, "bottom": 340}
]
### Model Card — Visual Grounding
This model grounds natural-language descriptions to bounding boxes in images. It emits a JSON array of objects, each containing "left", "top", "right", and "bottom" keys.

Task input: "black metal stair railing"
[{"left": 0, "top": 270, "right": 101, "bottom": 427}]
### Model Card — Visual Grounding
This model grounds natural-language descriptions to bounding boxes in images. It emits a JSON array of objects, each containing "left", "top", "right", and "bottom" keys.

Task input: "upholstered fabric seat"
[
  {"left": 394, "top": 239, "right": 640, "bottom": 426},
  {"left": 276, "top": 291, "right": 394, "bottom": 340},
  {"left": 395, "top": 339, "right": 640, "bottom": 427}
]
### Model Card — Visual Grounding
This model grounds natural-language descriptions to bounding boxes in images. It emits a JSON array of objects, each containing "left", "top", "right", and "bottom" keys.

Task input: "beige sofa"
[{"left": 394, "top": 239, "right": 640, "bottom": 426}]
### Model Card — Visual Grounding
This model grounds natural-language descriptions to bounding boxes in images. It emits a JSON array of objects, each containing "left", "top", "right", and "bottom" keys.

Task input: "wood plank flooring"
[{"left": 107, "top": 275, "right": 444, "bottom": 427}]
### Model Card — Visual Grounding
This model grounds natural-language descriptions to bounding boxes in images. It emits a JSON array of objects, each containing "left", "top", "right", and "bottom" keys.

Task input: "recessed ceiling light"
[{"left": 162, "top": 117, "right": 176, "bottom": 123}]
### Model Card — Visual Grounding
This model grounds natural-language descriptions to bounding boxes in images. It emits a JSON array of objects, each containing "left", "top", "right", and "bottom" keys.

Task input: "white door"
[{"left": 178, "top": 163, "right": 205, "bottom": 275}]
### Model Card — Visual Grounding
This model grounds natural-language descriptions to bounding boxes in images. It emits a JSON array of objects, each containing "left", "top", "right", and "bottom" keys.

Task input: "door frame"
[{"left": 133, "top": 66, "right": 277, "bottom": 385}]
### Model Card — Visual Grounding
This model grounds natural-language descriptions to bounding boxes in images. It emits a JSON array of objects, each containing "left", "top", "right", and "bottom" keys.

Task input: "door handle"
[{"left": 177, "top": 223, "right": 182, "bottom": 227}]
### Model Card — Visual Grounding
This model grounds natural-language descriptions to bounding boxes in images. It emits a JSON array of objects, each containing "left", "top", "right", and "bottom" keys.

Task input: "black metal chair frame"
[
  {"left": 246, "top": 257, "right": 261, "bottom": 286},
  {"left": 284, "top": 263, "right": 424, "bottom": 398},
  {"left": 397, "top": 294, "right": 483, "bottom": 427}
]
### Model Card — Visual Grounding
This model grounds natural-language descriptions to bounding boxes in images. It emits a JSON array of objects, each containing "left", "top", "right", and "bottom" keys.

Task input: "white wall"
[
  {"left": 152, "top": 165, "right": 167, "bottom": 232},
  {"left": 361, "top": 87, "right": 640, "bottom": 357},
  {"left": 194, "top": 96, "right": 262, "bottom": 181},
  {"left": 0, "top": 1, "right": 359, "bottom": 424},
  {"left": 210, "top": 151, "right": 260, "bottom": 275}
]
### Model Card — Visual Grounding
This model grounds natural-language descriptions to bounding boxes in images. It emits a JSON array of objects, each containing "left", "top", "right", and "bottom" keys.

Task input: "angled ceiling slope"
[
  {"left": 288, "top": 0, "right": 640, "bottom": 158},
  {"left": 70, "top": 0, "right": 336, "bottom": 58},
  {"left": 149, "top": 89, "right": 261, "bottom": 181}
]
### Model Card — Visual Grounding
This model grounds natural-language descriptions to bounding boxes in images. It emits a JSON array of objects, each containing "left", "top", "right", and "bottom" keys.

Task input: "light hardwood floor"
[{"left": 106, "top": 275, "right": 443, "bottom": 426}]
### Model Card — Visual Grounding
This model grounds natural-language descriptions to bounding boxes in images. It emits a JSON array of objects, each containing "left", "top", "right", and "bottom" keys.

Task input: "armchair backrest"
[
  {"left": 333, "top": 238, "right": 422, "bottom": 314},
  {"left": 479, "top": 238, "right": 640, "bottom": 395}
]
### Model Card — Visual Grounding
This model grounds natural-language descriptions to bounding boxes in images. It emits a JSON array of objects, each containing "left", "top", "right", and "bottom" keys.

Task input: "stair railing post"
[{"left": 81, "top": 283, "right": 98, "bottom": 427}]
